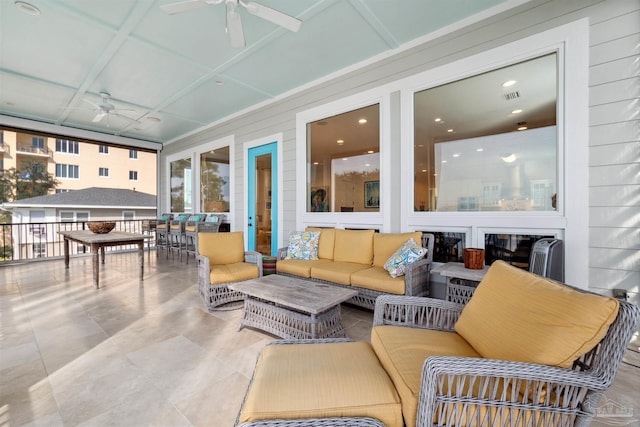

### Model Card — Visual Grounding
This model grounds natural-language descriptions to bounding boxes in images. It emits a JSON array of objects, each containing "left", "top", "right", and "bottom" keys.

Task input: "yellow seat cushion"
[
  {"left": 371, "top": 325, "right": 480, "bottom": 427},
  {"left": 350, "top": 267, "right": 406, "bottom": 294},
  {"left": 455, "top": 260, "right": 620, "bottom": 368},
  {"left": 333, "top": 229, "right": 374, "bottom": 264},
  {"left": 276, "top": 258, "right": 332, "bottom": 278},
  {"left": 239, "top": 341, "right": 403, "bottom": 426},
  {"left": 373, "top": 232, "right": 423, "bottom": 268},
  {"left": 198, "top": 231, "right": 245, "bottom": 265},
  {"left": 306, "top": 227, "right": 336, "bottom": 260},
  {"left": 209, "top": 262, "right": 259, "bottom": 284},
  {"left": 185, "top": 225, "right": 196, "bottom": 232},
  {"left": 310, "top": 261, "right": 369, "bottom": 285}
]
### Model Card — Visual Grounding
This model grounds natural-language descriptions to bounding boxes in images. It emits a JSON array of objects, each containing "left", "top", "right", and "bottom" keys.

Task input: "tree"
[{"left": 0, "top": 161, "right": 58, "bottom": 203}]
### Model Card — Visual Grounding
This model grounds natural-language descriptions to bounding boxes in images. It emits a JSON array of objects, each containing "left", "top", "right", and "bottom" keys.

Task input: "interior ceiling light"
[
  {"left": 447, "top": 129, "right": 454, "bottom": 133},
  {"left": 434, "top": 118, "right": 442, "bottom": 122},
  {"left": 15, "top": 1, "right": 40, "bottom": 15},
  {"left": 358, "top": 118, "right": 367, "bottom": 124},
  {"left": 452, "top": 153, "right": 461, "bottom": 158},
  {"left": 518, "top": 126, "right": 528, "bottom": 131},
  {"left": 511, "top": 109, "right": 523, "bottom": 114},
  {"left": 337, "top": 139, "right": 344, "bottom": 145},
  {"left": 367, "top": 150, "right": 374, "bottom": 154},
  {"left": 476, "top": 148, "right": 484, "bottom": 152},
  {"left": 502, "top": 80, "right": 517, "bottom": 88}
]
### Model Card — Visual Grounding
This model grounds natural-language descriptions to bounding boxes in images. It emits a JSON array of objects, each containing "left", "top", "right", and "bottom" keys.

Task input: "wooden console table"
[
  {"left": 59, "top": 230, "right": 147, "bottom": 289},
  {"left": 431, "top": 262, "right": 490, "bottom": 304}
]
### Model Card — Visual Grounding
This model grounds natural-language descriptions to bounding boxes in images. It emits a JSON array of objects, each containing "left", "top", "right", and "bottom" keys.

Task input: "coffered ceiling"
[{"left": 0, "top": 0, "right": 514, "bottom": 146}]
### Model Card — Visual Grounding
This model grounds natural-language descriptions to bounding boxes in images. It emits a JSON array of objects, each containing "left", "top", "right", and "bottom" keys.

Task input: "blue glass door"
[{"left": 247, "top": 142, "right": 278, "bottom": 255}]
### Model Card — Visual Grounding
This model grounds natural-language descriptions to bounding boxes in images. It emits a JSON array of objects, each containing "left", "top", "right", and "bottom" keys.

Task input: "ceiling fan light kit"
[{"left": 161, "top": 0, "right": 302, "bottom": 48}]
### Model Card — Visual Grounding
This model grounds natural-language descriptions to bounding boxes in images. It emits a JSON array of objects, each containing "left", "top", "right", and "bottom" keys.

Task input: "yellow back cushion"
[
  {"left": 373, "top": 232, "right": 423, "bottom": 268},
  {"left": 333, "top": 229, "right": 375, "bottom": 265},
  {"left": 306, "top": 227, "right": 336, "bottom": 260},
  {"left": 455, "top": 261, "right": 619, "bottom": 368},
  {"left": 198, "top": 231, "right": 245, "bottom": 265}
]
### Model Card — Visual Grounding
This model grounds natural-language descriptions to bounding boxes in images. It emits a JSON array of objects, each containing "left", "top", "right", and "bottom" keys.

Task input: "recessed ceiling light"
[
  {"left": 502, "top": 80, "right": 517, "bottom": 88},
  {"left": 313, "top": 162, "right": 319, "bottom": 165},
  {"left": 434, "top": 118, "right": 442, "bottom": 122},
  {"left": 511, "top": 109, "right": 523, "bottom": 114},
  {"left": 358, "top": 118, "right": 367, "bottom": 124},
  {"left": 421, "top": 169, "right": 427, "bottom": 173},
  {"left": 337, "top": 139, "right": 344, "bottom": 145},
  {"left": 367, "top": 150, "right": 374, "bottom": 154},
  {"left": 15, "top": 1, "right": 40, "bottom": 15},
  {"left": 447, "top": 129, "right": 454, "bottom": 133},
  {"left": 342, "top": 158, "right": 348, "bottom": 161},
  {"left": 517, "top": 126, "right": 528, "bottom": 131},
  {"left": 501, "top": 153, "right": 517, "bottom": 163},
  {"left": 441, "top": 160, "right": 447, "bottom": 163},
  {"left": 476, "top": 148, "right": 484, "bottom": 152},
  {"left": 452, "top": 153, "right": 461, "bottom": 158}
]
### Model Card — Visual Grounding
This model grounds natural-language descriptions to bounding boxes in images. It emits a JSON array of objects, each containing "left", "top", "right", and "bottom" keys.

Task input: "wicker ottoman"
[{"left": 237, "top": 339, "right": 403, "bottom": 427}]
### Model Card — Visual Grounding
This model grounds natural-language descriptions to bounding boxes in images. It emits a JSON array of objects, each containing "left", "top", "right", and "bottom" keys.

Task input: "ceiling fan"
[
  {"left": 82, "top": 92, "right": 140, "bottom": 125},
  {"left": 160, "top": 0, "right": 302, "bottom": 48}
]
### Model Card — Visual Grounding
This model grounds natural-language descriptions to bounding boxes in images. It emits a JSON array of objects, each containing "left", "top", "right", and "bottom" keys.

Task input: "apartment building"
[{"left": 0, "top": 129, "right": 156, "bottom": 195}]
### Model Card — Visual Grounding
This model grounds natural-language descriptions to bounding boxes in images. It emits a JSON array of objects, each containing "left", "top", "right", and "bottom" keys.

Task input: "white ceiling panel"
[{"left": 0, "top": 0, "right": 512, "bottom": 145}]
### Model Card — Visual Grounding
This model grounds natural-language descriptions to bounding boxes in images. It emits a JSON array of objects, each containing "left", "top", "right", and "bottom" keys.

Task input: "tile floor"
[{"left": 1, "top": 251, "right": 638, "bottom": 426}]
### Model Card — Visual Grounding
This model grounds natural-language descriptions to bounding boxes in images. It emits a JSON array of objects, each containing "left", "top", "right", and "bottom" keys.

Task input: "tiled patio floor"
[{"left": 1, "top": 251, "right": 638, "bottom": 426}]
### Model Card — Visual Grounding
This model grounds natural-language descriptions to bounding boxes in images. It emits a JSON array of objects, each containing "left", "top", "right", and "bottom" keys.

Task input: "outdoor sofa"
[
  {"left": 276, "top": 228, "right": 435, "bottom": 310},
  {"left": 237, "top": 260, "right": 640, "bottom": 427}
]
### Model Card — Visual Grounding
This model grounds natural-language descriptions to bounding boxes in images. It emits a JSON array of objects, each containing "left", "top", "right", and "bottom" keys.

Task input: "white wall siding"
[
  {"left": 588, "top": 0, "right": 640, "bottom": 302},
  {"left": 161, "top": 0, "right": 639, "bottom": 301}
]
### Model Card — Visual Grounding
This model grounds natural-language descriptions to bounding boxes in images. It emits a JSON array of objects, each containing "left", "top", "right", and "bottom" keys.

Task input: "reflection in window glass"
[
  {"left": 170, "top": 158, "right": 192, "bottom": 212},
  {"left": 427, "top": 231, "right": 466, "bottom": 263},
  {"left": 200, "top": 146, "right": 230, "bottom": 212},
  {"left": 307, "top": 104, "right": 379, "bottom": 212},
  {"left": 414, "top": 53, "right": 557, "bottom": 212},
  {"left": 485, "top": 233, "right": 554, "bottom": 270}
]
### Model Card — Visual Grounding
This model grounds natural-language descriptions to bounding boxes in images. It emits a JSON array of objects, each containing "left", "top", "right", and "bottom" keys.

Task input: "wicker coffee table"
[{"left": 228, "top": 274, "right": 358, "bottom": 339}]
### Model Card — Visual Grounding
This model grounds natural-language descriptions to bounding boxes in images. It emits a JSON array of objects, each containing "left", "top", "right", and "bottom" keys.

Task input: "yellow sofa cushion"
[
  {"left": 239, "top": 341, "right": 404, "bottom": 427},
  {"left": 310, "top": 261, "right": 370, "bottom": 286},
  {"left": 333, "top": 229, "right": 375, "bottom": 264},
  {"left": 373, "top": 232, "right": 423, "bottom": 268},
  {"left": 455, "top": 260, "right": 620, "bottom": 368},
  {"left": 306, "top": 227, "right": 336, "bottom": 260},
  {"left": 198, "top": 231, "right": 245, "bottom": 265},
  {"left": 276, "top": 258, "right": 332, "bottom": 278},
  {"left": 209, "top": 262, "right": 259, "bottom": 284},
  {"left": 371, "top": 325, "right": 480, "bottom": 427},
  {"left": 350, "top": 267, "right": 406, "bottom": 294}
]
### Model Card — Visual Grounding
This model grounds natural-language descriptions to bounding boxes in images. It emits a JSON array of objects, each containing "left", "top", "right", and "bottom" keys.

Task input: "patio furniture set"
[
  {"left": 194, "top": 227, "right": 638, "bottom": 426},
  {"left": 155, "top": 212, "right": 225, "bottom": 263}
]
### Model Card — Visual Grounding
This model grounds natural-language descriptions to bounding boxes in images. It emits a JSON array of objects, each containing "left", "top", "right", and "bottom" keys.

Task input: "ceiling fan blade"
[
  {"left": 160, "top": 0, "right": 209, "bottom": 15},
  {"left": 82, "top": 98, "right": 101, "bottom": 109},
  {"left": 242, "top": 1, "right": 302, "bottom": 32},
  {"left": 112, "top": 112, "right": 142, "bottom": 124},
  {"left": 227, "top": 6, "right": 246, "bottom": 48},
  {"left": 92, "top": 112, "right": 107, "bottom": 123}
]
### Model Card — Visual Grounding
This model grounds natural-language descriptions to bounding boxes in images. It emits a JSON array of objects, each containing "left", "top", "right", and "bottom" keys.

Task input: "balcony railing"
[
  {"left": 0, "top": 219, "right": 155, "bottom": 264},
  {"left": 16, "top": 144, "right": 53, "bottom": 158}
]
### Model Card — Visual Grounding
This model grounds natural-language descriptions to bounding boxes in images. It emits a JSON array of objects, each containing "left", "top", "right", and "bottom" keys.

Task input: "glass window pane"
[
  {"left": 485, "top": 233, "right": 554, "bottom": 270},
  {"left": 200, "top": 146, "right": 230, "bottom": 212},
  {"left": 170, "top": 158, "right": 192, "bottom": 212},
  {"left": 307, "top": 104, "right": 380, "bottom": 212},
  {"left": 414, "top": 53, "right": 557, "bottom": 212}
]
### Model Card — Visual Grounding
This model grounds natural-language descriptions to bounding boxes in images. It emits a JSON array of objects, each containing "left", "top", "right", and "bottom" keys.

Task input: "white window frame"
[
  {"left": 99, "top": 145, "right": 109, "bottom": 154},
  {"left": 400, "top": 20, "right": 588, "bottom": 286},
  {"left": 164, "top": 135, "right": 235, "bottom": 215},
  {"left": 296, "top": 89, "right": 391, "bottom": 231},
  {"left": 129, "top": 149, "right": 138, "bottom": 159},
  {"left": 99, "top": 167, "right": 109, "bottom": 177}
]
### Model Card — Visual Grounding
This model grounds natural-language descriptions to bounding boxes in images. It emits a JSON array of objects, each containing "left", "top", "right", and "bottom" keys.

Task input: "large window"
[
  {"left": 414, "top": 53, "right": 557, "bottom": 213},
  {"left": 55, "top": 163, "right": 79, "bottom": 179},
  {"left": 307, "top": 104, "right": 380, "bottom": 212},
  {"left": 170, "top": 157, "right": 192, "bottom": 212},
  {"left": 56, "top": 139, "right": 79, "bottom": 154},
  {"left": 200, "top": 146, "right": 230, "bottom": 212}
]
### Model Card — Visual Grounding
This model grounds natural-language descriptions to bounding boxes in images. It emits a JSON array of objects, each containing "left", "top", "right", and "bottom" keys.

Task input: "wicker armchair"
[
  {"left": 373, "top": 291, "right": 640, "bottom": 427},
  {"left": 197, "top": 231, "right": 262, "bottom": 311}
]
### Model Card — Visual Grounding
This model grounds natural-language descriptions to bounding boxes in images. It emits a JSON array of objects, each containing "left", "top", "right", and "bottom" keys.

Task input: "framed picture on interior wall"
[{"left": 364, "top": 181, "right": 379, "bottom": 208}]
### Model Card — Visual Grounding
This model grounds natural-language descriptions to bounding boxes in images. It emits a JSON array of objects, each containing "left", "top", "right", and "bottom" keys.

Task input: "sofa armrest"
[
  {"left": 373, "top": 295, "right": 463, "bottom": 331},
  {"left": 277, "top": 246, "right": 288, "bottom": 260},
  {"left": 244, "top": 251, "right": 264, "bottom": 277},
  {"left": 418, "top": 356, "right": 604, "bottom": 426},
  {"left": 196, "top": 254, "right": 211, "bottom": 286},
  {"left": 403, "top": 257, "right": 432, "bottom": 297}
]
